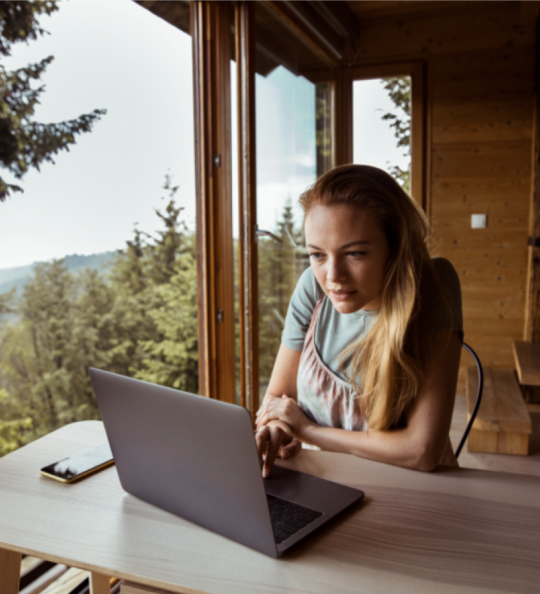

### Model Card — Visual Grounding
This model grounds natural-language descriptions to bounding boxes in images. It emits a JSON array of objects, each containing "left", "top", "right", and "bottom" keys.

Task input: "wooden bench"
[
  {"left": 512, "top": 340, "right": 540, "bottom": 386},
  {"left": 466, "top": 367, "right": 532, "bottom": 456}
]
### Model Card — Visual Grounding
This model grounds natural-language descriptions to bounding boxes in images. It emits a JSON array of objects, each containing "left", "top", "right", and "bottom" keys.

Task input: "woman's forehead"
[{"left": 305, "top": 204, "right": 381, "bottom": 235}]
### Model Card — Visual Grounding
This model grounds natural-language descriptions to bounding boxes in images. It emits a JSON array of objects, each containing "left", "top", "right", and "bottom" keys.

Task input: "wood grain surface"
[
  {"left": 466, "top": 367, "right": 531, "bottom": 454},
  {"left": 1, "top": 421, "right": 540, "bottom": 594},
  {"left": 0, "top": 547, "right": 21, "bottom": 594},
  {"left": 122, "top": 582, "right": 172, "bottom": 594},
  {"left": 41, "top": 568, "right": 89, "bottom": 594},
  {"left": 450, "top": 393, "right": 540, "bottom": 476},
  {"left": 513, "top": 340, "right": 540, "bottom": 385}
]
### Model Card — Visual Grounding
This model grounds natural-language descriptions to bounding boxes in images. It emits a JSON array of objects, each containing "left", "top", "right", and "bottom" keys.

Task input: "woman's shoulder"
[
  {"left": 296, "top": 266, "right": 322, "bottom": 299},
  {"left": 288, "top": 267, "right": 323, "bottom": 320},
  {"left": 432, "top": 256, "right": 458, "bottom": 277},
  {"left": 428, "top": 257, "right": 463, "bottom": 336},
  {"left": 431, "top": 257, "right": 461, "bottom": 295},
  {"left": 281, "top": 267, "right": 322, "bottom": 351}
]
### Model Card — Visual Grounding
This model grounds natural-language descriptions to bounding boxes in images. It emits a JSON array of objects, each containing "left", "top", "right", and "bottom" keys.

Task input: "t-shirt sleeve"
[
  {"left": 281, "top": 267, "right": 322, "bottom": 351},
  {"left": 430, "top": 257, "right": 463, "bottom": 341}
]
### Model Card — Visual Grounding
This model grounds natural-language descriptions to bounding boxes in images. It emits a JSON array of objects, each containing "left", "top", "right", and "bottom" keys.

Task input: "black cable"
[{"left": 455, "top": 343, "right": 484, "bottom": 459}]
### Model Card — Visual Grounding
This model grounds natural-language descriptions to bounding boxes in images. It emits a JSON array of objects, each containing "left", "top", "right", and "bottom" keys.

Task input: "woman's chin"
[
  {"left": 329, "top": 295, "right": 379, "bottom": 314},
  {"left": 330, "top": 299, "right": 363, "bottom": 314}
]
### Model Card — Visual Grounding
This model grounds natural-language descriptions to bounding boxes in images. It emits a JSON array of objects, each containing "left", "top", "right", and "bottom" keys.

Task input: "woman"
[{"left": 255, "top": 164, "right": 462, "bottom": 475}]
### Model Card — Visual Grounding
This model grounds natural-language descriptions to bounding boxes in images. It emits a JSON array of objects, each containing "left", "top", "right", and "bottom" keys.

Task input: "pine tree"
[
  {"left": 124, "top": 179, "right": 199, "bottom": 392},
  {"left": 0, "top": 180, "right": 200, "bottom": 455},
  {"left": 0, "top": 1, "right": 106, "bottom": 201},
  {"left": 257, "top": 201, "right": 308, "bottom": 397}
]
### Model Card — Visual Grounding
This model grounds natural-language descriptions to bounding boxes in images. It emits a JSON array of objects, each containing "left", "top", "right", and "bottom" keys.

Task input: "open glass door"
[{"left": 252, "top": 3, "right": 335, "bottom": 405}]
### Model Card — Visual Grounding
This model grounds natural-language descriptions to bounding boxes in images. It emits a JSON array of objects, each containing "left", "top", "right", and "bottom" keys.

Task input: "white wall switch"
[{"left": 471, "top": 214, "right": 487, "bottom": 229}]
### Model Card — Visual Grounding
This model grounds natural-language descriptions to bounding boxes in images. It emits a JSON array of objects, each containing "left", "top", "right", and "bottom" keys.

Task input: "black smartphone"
[{"left": 39, "top": 443, "right": 114, "bottom": 483}]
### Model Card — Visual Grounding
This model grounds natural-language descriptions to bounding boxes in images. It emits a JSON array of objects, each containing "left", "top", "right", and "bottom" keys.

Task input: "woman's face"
[{"left": 304, "top": 204, "right": 390, "bottom": 314}]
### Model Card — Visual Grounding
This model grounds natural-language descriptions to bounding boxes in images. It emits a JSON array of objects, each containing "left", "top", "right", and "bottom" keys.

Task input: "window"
[
  {"left": 354, "top": 76, "right": 412, "bottom": 192},
  {"left": 0, "top": 0, "right": 198, "bottom": 454},
  {"left": 251, "top": 2, "right": 335, "bottom": 403},
  {"left": 351, "top": 63, "right": 426, "bottom": 208}
]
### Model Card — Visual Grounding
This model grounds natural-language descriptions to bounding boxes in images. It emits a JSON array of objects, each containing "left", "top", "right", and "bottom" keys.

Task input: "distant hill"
[{"left": 0, "top": 251, "right": 117, "bottom": 295}]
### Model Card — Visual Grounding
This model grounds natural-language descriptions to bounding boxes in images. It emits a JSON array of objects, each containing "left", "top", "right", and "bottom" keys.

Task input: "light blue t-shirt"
[{"left": 281, "top": 257, "right": 463, "bottom": 381}]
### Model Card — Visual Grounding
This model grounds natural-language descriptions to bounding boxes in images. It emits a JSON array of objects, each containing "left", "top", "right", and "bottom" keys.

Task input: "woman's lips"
[{"left": 330, "top": 290, "right": 356, "bottom": 301}]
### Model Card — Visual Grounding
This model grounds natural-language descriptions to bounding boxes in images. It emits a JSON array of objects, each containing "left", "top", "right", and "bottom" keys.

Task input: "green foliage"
[
  {"left": 381, "top": 76, "right": 411, "bottom": 192},
  {"left": 0, "top": 171, "right": 306, "bottom": 455},
  {"left": 134, "top": 243, "right": 199, "bottom": 393},
  {"left": 0, "top": 1, "right": 58, "bottom": 56},
  {"left": 315, "top": 82, "right": 332, "bottom": 176},
  {"left": 257, "top": 201, "right": 308, "bottom": 397},
  {"left": 0, "top": 180, "right": 199, "bottom": 455},
  {"left": 0, "top": 0, "right": 106, "bottom": 201}
]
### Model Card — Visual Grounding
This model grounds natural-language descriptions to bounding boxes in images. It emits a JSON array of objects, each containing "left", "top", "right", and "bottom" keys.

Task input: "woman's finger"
[
  {"left": 254, "top": 427, "right": 270, "bottom": 468},
  {"left": 280, "top": 439, "right": 302, "bottom": 460},
  {"left": 257, "top": 411, "right": 280, "bottom": 427},
  {"left": 255, "top": 401, "right": 277, "bottom": 424},
  {"left": 262, "top": 427, "right": 284, "bottom": 478}
]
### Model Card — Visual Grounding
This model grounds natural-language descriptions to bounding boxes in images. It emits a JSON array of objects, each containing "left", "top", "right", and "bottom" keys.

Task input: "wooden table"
[{"left": 1, "top": 421, "right": 540, "bottom": 594}]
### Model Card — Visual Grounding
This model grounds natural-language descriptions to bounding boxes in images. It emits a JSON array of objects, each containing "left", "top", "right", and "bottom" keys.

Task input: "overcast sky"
[
  {"left": 0, "top": 0, "right": 408, "bottom": 270},
  {"left": 0, "top": 0, "right": 195, "bottom": 269}
]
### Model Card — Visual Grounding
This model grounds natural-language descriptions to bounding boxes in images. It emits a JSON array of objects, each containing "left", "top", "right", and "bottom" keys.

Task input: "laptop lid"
[{"left": 90, "top": 368, "right": 278, "bottom": 557}]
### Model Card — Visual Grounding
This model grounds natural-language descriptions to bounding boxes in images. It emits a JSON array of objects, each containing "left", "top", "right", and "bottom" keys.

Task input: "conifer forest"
[{"left": 0, "top": 180, "right": 308, "bottom": 456}]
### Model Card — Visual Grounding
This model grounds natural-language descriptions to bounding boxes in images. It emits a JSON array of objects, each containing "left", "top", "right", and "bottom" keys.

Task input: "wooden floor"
[{"left": 450, "top": 394, "right": 540, "bottom": 476}]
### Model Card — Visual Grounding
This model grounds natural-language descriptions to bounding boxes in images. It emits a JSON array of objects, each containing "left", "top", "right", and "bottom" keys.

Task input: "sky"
[
  {"left": 0, "top": 0, "right": 196, "bottom": 269},
  {"left": 0, "top": 0, "right": 408, "bottom": 270},
  {"left": 353, "top": 78, "right": 410, "bottom": 173}
]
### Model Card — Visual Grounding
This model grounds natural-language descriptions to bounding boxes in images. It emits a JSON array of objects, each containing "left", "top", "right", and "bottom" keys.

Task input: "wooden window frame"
[
  {"left": 349, "top": 62, "right": 429, "bottom": 212},
  {"left": 236, "top": 1, "right": 259, "bottom": 420},
  {"left": 234, "top": 1, "right": 347, "bottom": 419},
  {"left": 191, "top": 1, "right": 236, "bottom": 402},
  {"left": 190, "top": 0, "right": 364, "bottom": 415}
]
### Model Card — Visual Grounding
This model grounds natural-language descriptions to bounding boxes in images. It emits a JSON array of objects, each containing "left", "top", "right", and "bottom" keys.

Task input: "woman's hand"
[
  {"left": 255, "top": 422, "right": 302, "bottom": 478},
  {"left": 256, "top": 394, "right": 313, "bottom": 437}
]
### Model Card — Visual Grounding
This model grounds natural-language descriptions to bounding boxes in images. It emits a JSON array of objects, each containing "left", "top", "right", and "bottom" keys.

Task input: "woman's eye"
[
  {"left": 347, "top": 251, "right": 366, "bottom": 257},
  {"left": 309, "top": 252, "right": 323, "bottom": 260}
]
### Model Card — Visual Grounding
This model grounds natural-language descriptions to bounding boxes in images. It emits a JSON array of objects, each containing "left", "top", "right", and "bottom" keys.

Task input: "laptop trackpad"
[{"left": 263, "top": 465, "right": 318, "bottom": 499}]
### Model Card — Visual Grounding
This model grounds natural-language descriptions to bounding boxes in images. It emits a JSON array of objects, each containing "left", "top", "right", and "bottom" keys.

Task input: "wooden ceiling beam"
[
  {"left": 262, "top": 1, "right": 343, "bottom": 65},
  {"left": 310, "top": 1, "right": 360, "bottom": 39},
  {"left": 136, "top": 1, "right": 190, "bottom": 35}
]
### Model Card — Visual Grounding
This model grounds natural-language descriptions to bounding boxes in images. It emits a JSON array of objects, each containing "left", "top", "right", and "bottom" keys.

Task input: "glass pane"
[
  {"left": 0, "top": 0, "right": 197, "bottom": 454},
  {"left": 254, "top": 4, "right": 334, "bottom": 400},
  {"left": 230, "top": 17, "right": 241, "bottom": 405},
  {"left": 353, "top": 77, "right": 411, "bottom": 192}
]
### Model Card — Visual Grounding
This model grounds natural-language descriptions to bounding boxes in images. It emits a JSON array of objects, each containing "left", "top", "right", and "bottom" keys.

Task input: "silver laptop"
[{"left": 89, "top": 368, "right": 364, "bottom": 557}]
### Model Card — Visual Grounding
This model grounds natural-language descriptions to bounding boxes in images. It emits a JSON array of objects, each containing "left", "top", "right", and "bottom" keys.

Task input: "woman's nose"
[{"left": 327, "top": 258, "right": 346, "bottom": 282}]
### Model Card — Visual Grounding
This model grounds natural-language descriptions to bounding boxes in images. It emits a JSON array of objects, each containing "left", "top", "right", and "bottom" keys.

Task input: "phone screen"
[{"left": 40, "top": 443, "right": 114, "bottom": 482}]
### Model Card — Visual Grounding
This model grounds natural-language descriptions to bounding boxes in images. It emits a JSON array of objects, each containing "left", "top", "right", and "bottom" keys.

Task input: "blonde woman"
[{"left": 255, "top": 164, "right": 462, "bottom": 475}]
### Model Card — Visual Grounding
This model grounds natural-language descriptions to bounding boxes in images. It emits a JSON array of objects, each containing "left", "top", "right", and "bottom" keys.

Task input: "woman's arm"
[
  {"left": 256, "top": 344, "right": 304, "bottom": 477},
  {"left": 257, "top": 330, "right": 462, "bottom": 472},
  {"left": 265, "top": 343, "right": 302, "bottom": 401}
]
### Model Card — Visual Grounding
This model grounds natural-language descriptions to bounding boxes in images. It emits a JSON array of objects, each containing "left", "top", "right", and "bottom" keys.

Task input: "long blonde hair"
[{"left": 299, "top": 164, "right": 439, "bottom": 431}]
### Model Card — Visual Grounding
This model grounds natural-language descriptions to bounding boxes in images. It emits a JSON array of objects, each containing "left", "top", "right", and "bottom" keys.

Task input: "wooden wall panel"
[
  {"left": 353, "top": 3, "right": 533, "bottom": 61},
  {"left": 346, "top": 1, "right": 536, "bottom": 371}
]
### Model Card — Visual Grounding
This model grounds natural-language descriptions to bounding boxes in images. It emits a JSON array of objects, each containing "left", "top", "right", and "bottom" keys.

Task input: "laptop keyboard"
[{"left": 266, "top": 494, "right": 323, "bottom": 544}]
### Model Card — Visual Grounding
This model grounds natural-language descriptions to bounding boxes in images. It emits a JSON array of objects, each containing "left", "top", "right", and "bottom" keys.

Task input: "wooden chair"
[{"left": 455, "top": 343, "right": 484, "bottom": 459}]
